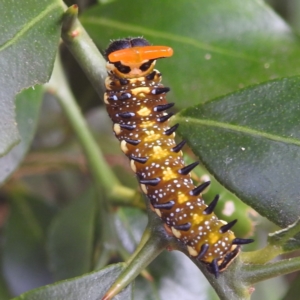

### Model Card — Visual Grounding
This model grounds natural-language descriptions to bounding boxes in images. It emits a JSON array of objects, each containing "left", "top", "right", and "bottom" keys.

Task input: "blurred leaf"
[
  {"left": 148, "top": 251, "right": 212, "bottom": 300},
  {"left": 47, "top": 188, "right": 97, "bottom": 281},
  {"left": 11, "top": 264, "right": 133, "bottom": 300},
  {"left": 0, "top": 86, "right": 44, "bottom": 185},
  {"left": 2, "top": 191, "right": 56, "bottom": 295},
  {"left": 0, "top": 0, "right": 63, "bottom": 156},
  {"left": 174, "top": 76, "right": 300, "bottom": 231},
  {"left": 81, "top": 0, "right": 300, "bottom": 109},
  {"left": 281, "top": 273, "right": 300, "bottom": 300},
  {"left": 0, "top": 273, "right": 11, "bottom": 300}
]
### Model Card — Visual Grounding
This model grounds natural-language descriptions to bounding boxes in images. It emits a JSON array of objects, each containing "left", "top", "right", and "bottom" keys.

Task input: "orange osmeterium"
[
  {"left": 104, "top": 37, "right": 253, "bottom": 278},
  {"left": 108, "top": 46, "right": 173, "bottom": 64}
]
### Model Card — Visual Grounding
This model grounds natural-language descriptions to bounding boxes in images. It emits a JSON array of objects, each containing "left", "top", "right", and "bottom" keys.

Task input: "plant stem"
[{"left": 242, "top": 256, "right": 300, "bottom": 285}]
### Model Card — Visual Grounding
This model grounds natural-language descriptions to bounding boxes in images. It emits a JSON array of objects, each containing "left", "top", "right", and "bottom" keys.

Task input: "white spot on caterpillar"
[
  {"left": 130, "top": 160, "right": 136, "bottom": 172},
  {"left": 187, "top": 245, "right": 198, "bottom": 256},
  {"left": 155, "top": 209, "right": 162, "bottom": 217},
  {"left": 120, "top": 140, "right": 128, "bottom": 153},
  {"left": 113, "top": 124, "right": 121, "bottom": 135},
  {"left": 141, "top": 184, "right": 147, "bottom": 194},
  {"left": 171, "top": 227, "right": 181, "bottom": 238}
]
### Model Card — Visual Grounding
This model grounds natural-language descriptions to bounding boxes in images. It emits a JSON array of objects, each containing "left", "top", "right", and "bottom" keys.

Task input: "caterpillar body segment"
[{"left": 104, "top": 37, "right": 253, "bottom": 277}]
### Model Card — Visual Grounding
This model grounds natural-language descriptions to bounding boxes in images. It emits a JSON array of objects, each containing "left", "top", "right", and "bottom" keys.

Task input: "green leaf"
[
  {"left": 81, "top": 0, "right": 300, "bottom": 109},
  {"left": 0, "top": 0, "right": 63, "bottom": 156},
  {"left": 0, "top": 86, "right": 44, "bottom": 185},
  {"left": 173, "top": 76, "right": 300, "bottom": 231},
  {"left": 47, "top": 188, "right": 97, "bottom": 281},
  {"left": 2, "top": 191, "right": 56, "bottom": 295},
  {"left": 12, "top": 264, "right": 133, "bottom": 300}
]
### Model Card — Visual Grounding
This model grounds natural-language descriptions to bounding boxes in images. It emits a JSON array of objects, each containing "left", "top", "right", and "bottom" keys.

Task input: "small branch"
[
  {"left": 101, "top": 226, "right": 168, "bottom": 300},
  {"left": 61, "top": 5, "right": 107, "bottom": 98},
  {"left": 242, "top": 256, "right": 300, "bottom": 285}
]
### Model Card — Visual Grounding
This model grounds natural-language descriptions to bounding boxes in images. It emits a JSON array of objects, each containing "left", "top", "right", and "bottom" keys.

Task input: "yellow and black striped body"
[{"left": 104, "top": 37, "right": 252, "bottom": 277}]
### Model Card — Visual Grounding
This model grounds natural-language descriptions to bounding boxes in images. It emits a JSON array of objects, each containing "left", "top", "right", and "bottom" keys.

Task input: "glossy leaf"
[
  {"left": 12, "top": 264, "right": 132, "bottom": 300},
  {"left": 81, "top": 0, "right": 300, "bottom": 109},
  {"left": 0, "top": 86, "right": 44, "bottom": 185},
  {"left": 173, "top": 76, "right": 300, "bottom": 231},
  {"left": 0, "top": 0, "right": 63, "bottom": 156},
  {"left": 47, "top": 188, "right": 97, "bottom": 281}
]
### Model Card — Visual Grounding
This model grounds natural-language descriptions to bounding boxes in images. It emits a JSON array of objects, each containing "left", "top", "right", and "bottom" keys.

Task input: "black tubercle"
[
  {"left": 120, "top": 124, "right": 136, "bottom": 131},
  {"left": 119, "top": 93, "right": 132, "bottom": 100},
  {"left": 152, "top": 87, "right": 170, "bottom": 95},
  {"left": 146, "top": 71, "right": 156, "bottom": 80},
  {"left": 108, "top": 95, "right": 118, "bottom": 101},
  {"left": 204, "top": 195, "right": 220, "bottom": 215},
  {"left": 232, "top": 238, "right": 254, "bottom": 245},
  {"left": 105, "top": 37, "right": 150, "bottom": 60},
  {"left": 164, "top": 124, "right": 179, "bottom": 136},
  {"left": 119, "top": 78, "right": 129, "bottom": 85},
  {"left": 152, "top": 200, "right": 175, "bottom": 210},
  {"left": 172, "top": 140, "right": 186, "bottom": 153},
  {"left": 130, "top": 155, "right": 148, "bottom": 164},
  {"left": 154, "top": 103, "right": 175, "bottom": 112},
  {"left": 114, "top": 62, "right": 131, "bottom": 74},
  {"left": 157, "top": 112, "right": 174, "bottom": 123},
  {"left": 118, "top": 112, "right": 135, "bottom": 118},
  {"left": 140, "top": 59, "right": 154, "bottom": 71},
  {"left": 173, "top": 222, "right": 191, "bottom": 231},
  {"left": 197, "top": 243, "right": 209, "bottom": 260},
  {"left": 219, "top": 219, "right": 238, "bottom": 234},
  {"left": 209, "top": 259, "right": 220, "bottom": 279},
  {"left": 178, "top": 161, "right": 199, "bottom": 175},
  {"left": 124, "top": 138, "right": 140, "bottom": 146},
  {"left": 190, "top": 181, "right": 211, "bottom": 196},
  {"left": 139, "top": 178, "right": 161, "bottom": 186}
]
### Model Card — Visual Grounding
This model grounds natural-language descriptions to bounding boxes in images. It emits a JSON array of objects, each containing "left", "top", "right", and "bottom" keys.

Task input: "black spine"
[
  {"left": 232, "top": 238, "right": 254, "bottom": 245},
  {"left": 197, "top": 243, "right": 209, "bottom": 260},
  {"left": 164, "top": 124, "right": 179, "bottom": 136},
  {"left": 119, "top": 112, "right": 135, "bottom": 118},
  {"left": 124, "top": 138, "right": 140, "bottom": 146},
  {"left": 130, "top": 155, "right": 148, "bottom": 164},
  {"left": 178, "top": 161, "right": 199, "bottom": 175},
  {"left": 172, "top": 140, "right": 186, "bottom": 153},
  {"left": 204, "top": 195, "right": 220, "bottom": 215},
  {"left": 139, "top": 178, "right": 161, "bottom": 186},
  {"left": 120, "top": 124, "right": 136, "bottom": 130},
  {"left": 154, "top": 103, "right": 175, "bottom": 112},
  {"left": 146, "top": 71, "right": 156, "bottom": 80},
  {"left": 190, "top": 181, "right": 211, "bottom": 196},
  {"left": 219, "top": 220, "right": 238, "bottom": 233},
  {"left": 152, "top": 87, "right": 170, "bottom": 95},
  {"left": 152, "top": 201, "right": 175, "bottom": 210},
  {"left": 158, "top": 112, "right": 174, "bottom": 123},
  {"left": 173, "top": 222, "right": 191, "bottom": 231}
]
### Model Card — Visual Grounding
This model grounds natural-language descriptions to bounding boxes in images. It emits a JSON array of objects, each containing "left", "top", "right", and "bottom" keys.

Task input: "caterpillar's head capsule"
[{"left": 105, "top": 37, "right": 173, "bottom": 78}]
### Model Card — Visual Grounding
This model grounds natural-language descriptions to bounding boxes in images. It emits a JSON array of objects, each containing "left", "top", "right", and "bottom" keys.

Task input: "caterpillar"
[{"left": 104, "top": 37, "right": 253, "bottom": 277}]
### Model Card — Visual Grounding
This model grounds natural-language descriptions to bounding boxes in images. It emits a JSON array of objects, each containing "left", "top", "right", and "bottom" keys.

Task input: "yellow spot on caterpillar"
[
  {"left": 120, "top": 140, "right": 128, "bottom": 153},
  {"left": 187, "top": 245, "right": 198, "bottom": 257},
  {"left": 208, "top": 233, "right": 220, "bottom": 245},
  {"left": 177, "top": 193, "right": 188, "bottom": 204},
  {"left": 171, "top": 227, "right": 182, "bottom": 238},
  {"left": 137, "top": 107, "right": 151, "bottom": 117},
  {"left": 192, "top": 214, "right": 204, "bottom": 224},
  {"left": 155, "top": 209, "right": 162, "bottom": 217},
  {"left": 140, "top": 121, "right": 155, "bottom": 128},
  {"left": 162, "top": 167, "right": 178, "bottom": 181},
  {"left": 104, "top": 94, "right": 109, "bottom": 104},
  {"left": 141, "top": 184, "right": 147, "bottom": 194},
  {"left": 144, "top": 130, "right": 160, "bottom": 142},
  {"left": 113, "top": 124, "right": 121, "bottom": 135},
  {"left": 131, "top": 87, "right": 150, "bottom": 96},
  {"left": 130, "top": 160, "right": 136, "bottom": 172},
  {"left": 152, "top": 146, "right": 169, "bottom": 160}
]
